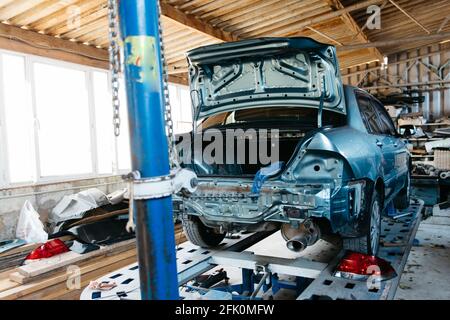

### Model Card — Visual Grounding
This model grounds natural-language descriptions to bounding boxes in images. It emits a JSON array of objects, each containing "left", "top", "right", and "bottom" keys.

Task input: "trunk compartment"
[{"left": 180, "top": 128, "right": 308, "bottom": 176}]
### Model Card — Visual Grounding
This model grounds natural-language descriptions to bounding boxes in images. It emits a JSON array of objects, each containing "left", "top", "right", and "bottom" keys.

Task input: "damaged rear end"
[{"left": 175, "top": 38, "right": 364, "bottom": 251}]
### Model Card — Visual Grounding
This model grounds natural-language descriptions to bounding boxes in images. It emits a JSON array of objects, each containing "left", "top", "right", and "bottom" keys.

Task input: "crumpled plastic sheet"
[{"left": 49, "top": 188, "right": 109, "bottom": 224}]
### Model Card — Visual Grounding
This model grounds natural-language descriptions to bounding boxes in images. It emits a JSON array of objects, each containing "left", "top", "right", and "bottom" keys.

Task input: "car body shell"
[{"left": 175, "top": 38, "right": 410, "bottom": 239}]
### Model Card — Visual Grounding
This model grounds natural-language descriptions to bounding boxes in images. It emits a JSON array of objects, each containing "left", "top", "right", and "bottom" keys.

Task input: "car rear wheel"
[
  {"left": 394, "top": 173, "right": 411, "bottom": 210},
  {"left": 343, "top": 189, "right": 381, "bottom": 256},
  {"left": 182, "top": 216, "right": 226, "bottom": 248}
]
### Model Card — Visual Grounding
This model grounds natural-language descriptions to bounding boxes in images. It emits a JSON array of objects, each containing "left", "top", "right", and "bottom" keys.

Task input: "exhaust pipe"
[{"left": 281, "top": 219, "right": 320, "bottom": 252}]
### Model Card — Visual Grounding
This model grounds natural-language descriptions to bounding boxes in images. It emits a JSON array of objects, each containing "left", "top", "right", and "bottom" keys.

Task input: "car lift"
[
  {"left": 103, "top": 0, "right": 424, "bottom": 301},
  {"left": 81, "top": 198, "right": 423, "bottom": 300}
]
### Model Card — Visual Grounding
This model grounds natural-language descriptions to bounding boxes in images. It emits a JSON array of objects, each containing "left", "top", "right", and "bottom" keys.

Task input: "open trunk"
[
  {"left": 180, "top": 37, "right": 348, "bottom": 177},
  {"left": 178, "top": 126, "right": 308, "bottom": 177}
]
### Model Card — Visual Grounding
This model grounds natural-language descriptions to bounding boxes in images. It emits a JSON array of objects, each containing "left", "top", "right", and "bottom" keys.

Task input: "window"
[
  {"left": 92, "top": 71, "right": 115, "bottom": 174},
  {"left": 117, "top": 78, "right": 131, "bottom": 171},
  {"left": 34, "top": 62, "right": 92, "bottom": 177},
  {"left": 1, "top": 54, "right": 34, "bottom": 183},
  {"left": 201, "top": 107, "right": 347, "bottom": 129},
  {"left": 371, "top": 99, "right": 397, "bottom": 136},
  {"left": 169, "top": 84, "right": 193, "bottom": 134},
  {"left": 356, "top": 93, "right": 383, "bottom": 134},
  {"left": 0, "top": 49, "right": 193, "bottom": 186}
]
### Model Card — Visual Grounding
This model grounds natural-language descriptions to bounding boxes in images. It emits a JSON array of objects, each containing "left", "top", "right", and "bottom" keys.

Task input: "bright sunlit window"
[
  {"left": 117, "top": 78, "right": 131, "bottom": 171},
  {"left": 34, "top": 62, "right": 92, "bottom": 177},
  {"left": 169, "top": 84, "right": 193, "bottom": 134},
  {"left": 93, "top": 71, "right": 115, "bottom": 174},
  {"left": 0, "top": 49, "right": 193, "bottom": 186},
  {"left": 2, "top": 54, "right": 34, "bottom": 183}
]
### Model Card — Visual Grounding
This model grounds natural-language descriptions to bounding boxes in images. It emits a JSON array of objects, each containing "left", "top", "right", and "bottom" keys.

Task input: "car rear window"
[{"left": 201, "top": 107, "right": 346, "bottom": 129}]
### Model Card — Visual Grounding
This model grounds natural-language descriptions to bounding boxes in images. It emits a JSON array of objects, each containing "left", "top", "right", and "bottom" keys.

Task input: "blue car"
[{"left": 175, "top": 37, "right": 410, "bottom": 256}]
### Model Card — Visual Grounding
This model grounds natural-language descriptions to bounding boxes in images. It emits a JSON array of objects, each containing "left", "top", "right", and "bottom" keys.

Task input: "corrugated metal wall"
[{"left": 342, "top": 42, "right": 450, "bottom": 121}]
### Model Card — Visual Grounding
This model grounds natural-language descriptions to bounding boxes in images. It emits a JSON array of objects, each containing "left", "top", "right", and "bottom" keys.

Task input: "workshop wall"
[{"left": 342, "top": 42, "right": 450, "bottom": 121}]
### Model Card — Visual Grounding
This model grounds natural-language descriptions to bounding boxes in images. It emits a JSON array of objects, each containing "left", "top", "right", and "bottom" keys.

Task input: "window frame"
[
  {"left": 370, "top": 97, "right": 398, "bottom": 137},
  {"left": 0, "top": 49, "right": 191, "bottom": 188},
  {"left": 356, "top": 92, "right": 384, "bottom": 135},
  {"left": 0, "top": 49, "right": 120, "bottom": 188}
]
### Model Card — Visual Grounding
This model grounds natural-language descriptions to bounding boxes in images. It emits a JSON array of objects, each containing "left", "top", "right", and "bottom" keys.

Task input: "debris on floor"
[
  {"left": 0, "top": 223, "right": 187, "bottom": 300},
  {"left": 88, "top": 280, "right": 117, "bottom": 291},
  {"left": 0, "top": 239, "right": 27, "bottom": 255},
  {"left": 24, "top": 239, "right": 69, "bottom": 262}
]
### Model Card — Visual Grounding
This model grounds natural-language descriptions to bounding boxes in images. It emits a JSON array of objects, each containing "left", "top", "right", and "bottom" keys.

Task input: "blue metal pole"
[{"left": 118, "top": 0, "right": 179, "bottom": 300}]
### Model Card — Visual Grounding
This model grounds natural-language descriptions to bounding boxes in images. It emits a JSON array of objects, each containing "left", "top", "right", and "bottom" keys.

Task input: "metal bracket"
[{"left": 124, "top": 168, "right": 198, "bottom": 200}]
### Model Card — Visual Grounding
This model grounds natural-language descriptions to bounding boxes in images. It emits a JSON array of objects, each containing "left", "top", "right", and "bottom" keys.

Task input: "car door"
[
  {"left": 356, "top": 93, "right": 397, "bottom": 200},
  {"left": 370, "top": 98, "right": 408, "bottom": 195}
]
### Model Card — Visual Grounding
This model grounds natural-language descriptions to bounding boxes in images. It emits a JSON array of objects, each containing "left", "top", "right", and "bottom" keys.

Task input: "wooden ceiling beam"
[
  {"left": 160, "top": 2, "right": 239, "bottom": 42},
  {"left": 0, "top": 0, "right": 42, "bottom": 21},
  {"left": 337, "top": 32, "right": 450, "bottom": 51},
  {"left": 8, "top": 0, "right": 78, "bottom": 27},
  {"left": 30, "top": 0, "right": 106, "bottom": 32},
  {"left": 324, "top": 0, "right": 384, "bottom": 62},
  {"left": 306, "top": 26, "right": 343, "bottom": 46},
  {"left": 0, "top": 22, "right": 109, "bottom": 69},
  {"left": 388, "top": 0, "right": 431, "bottom": 34},
  {"left": 283, "top": 0, "right": 384, "bottom": 33}
]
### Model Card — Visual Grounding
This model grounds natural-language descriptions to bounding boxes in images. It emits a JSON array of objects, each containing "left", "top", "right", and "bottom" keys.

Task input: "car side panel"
[{"left": 307, "top": 126, "right": 383, "bottom": 183}]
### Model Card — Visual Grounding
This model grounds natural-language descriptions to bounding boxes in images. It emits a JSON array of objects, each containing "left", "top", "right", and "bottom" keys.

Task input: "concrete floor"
[{"left": 394, "top": 205, "right": 450, "bottom": 300}]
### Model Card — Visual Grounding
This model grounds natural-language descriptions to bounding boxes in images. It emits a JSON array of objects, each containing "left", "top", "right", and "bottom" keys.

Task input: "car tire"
[
  {"left": 182, "top": 216, "right": 226, "bottom": 248},
  {"left": 394, "top": 173, "right": 411, "bottom": 210},
  {"left": 343, "top": 189, "right": 382, "bottom": 256}
]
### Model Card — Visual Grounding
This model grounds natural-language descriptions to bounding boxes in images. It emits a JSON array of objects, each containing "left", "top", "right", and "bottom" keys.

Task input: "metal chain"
[
  {"left": 157, "top": 0, "right": 180, "bottom": 170},
  {"left": 107, "top": 0, "right": 179, "bottom": 168},
  {"left": 108, "top": 0, "right": 121, "bottom": 137}
]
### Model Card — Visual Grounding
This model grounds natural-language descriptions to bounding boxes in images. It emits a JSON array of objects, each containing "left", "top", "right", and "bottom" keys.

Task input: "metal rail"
[{"left": 81, "top": 200, "right": 424, "bottom": 300}]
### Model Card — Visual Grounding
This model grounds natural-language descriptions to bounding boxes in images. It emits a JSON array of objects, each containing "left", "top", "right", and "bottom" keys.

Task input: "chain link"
[
  {"left": 108, "top": 0, "right": 121, "bottom": 137},
  {"left": 157, "top": 0, "right": 180, "bottom": 170},
  {"left": 107, "top": 0, "right": 179, "bottom": 168}
]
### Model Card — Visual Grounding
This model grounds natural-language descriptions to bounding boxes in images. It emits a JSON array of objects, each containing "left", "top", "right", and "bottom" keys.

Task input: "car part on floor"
[
  {"left": 333, "top": 251, "right": 397, "bottom": 281},
  {"left": 192, "top": 268, "right": 229, "bottom": 289},
  {"left": 52, "top": 202, "right": 129, "bottom": 233},
  {"left": 49, "top": 188, "right": 109, "bottom": 224},
  {"left": 25, "top": 239, "right": 69, "bottom": 261},
  {"left": 0, "top": 239, "right": 26, "bottom": 254},
  {"left": 66, "top": 216, "right": 135, "bottom": 245},
  {"left": 69, "top": 240, "right": 100, "bottom": 254}
]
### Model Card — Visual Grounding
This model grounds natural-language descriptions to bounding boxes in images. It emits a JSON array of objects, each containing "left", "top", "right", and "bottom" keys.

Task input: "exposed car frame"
[{"left": 175, "top": 38, "right": 411, "bottom": 256}]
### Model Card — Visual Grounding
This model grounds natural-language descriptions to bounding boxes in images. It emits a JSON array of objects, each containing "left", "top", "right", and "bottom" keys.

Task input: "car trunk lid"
[{"left": 187, "top": 37, "right": 346, "bottom": 120}]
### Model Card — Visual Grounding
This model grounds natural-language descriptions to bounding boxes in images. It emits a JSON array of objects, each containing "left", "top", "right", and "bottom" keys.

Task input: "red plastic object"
[
  {"left": 334, "top": 251, "right": 397, "bottom": 281},
  {"left": 25, "top": 239, "right": 70, "bottom": 260}
]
